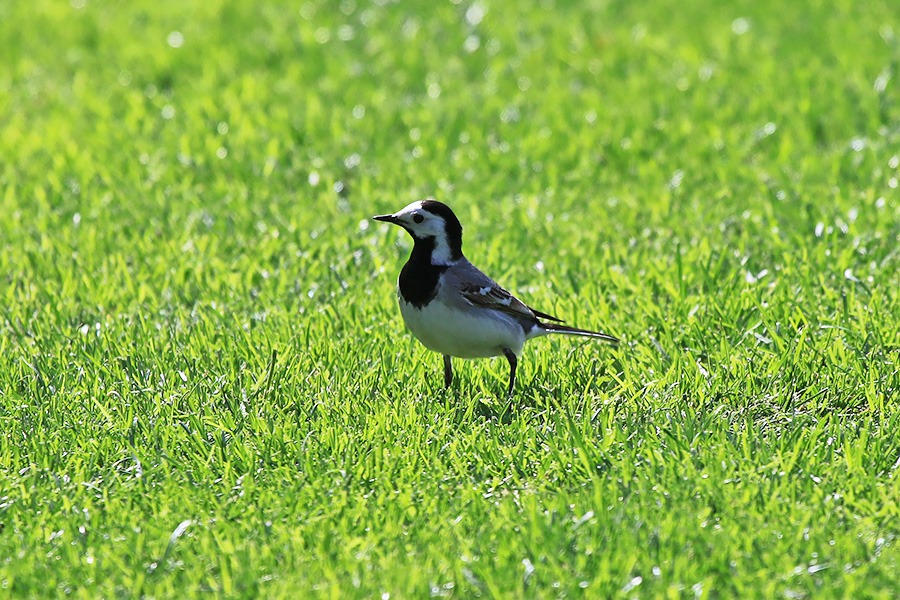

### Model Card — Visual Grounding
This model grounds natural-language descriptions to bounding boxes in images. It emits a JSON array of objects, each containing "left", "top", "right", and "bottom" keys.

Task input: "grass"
[{"left": 1, "top": 0, "right": 899, "bottom": 596}]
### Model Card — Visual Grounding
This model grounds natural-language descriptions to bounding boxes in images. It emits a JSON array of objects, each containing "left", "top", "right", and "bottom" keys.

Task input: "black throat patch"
[{"left": 398, "top": 236, "right": 448, "bottom": 308}]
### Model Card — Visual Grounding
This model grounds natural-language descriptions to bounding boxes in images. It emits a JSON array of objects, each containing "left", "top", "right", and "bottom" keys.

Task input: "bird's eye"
[{"left": 412, "top": 214, "right": 424, "bottom": 224}]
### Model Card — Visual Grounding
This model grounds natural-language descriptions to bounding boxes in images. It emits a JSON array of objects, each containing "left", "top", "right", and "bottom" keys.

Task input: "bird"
[{"left": 373, "top": 199, "right": 618, "bottom": 395}]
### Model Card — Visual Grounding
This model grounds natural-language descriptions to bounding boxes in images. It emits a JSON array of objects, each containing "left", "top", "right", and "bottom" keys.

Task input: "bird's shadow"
[
  {"left": 435, "top": 382, "right": 518, "bottom": 424},
  {"left": 430, "top": 344, "right": 626, "bottom": 423}
]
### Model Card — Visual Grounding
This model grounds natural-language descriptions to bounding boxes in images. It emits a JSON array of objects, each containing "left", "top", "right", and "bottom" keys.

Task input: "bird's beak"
[{"left": 373, "top": 213, "right": 400, "bottom": 225}]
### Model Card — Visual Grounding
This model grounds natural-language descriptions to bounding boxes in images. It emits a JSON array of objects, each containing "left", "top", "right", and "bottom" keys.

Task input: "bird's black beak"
[{"left": 373, "top": 213, "right": 400, "bottom": 225}]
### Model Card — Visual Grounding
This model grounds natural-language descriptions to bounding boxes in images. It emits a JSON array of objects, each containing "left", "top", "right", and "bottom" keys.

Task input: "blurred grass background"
[{"left": 0, "top": 0, "right": 898, "bottom": 596}]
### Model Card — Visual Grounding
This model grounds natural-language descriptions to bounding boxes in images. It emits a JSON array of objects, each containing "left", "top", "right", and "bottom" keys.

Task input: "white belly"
[{"left": 399, "top": 296, "right": 525, "bottom": 358}]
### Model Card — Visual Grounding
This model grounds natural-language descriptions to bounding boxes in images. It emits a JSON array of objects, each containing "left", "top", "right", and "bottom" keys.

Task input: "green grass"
[{"left": 1, "top": 0, "right": 899, "bottom": 596}]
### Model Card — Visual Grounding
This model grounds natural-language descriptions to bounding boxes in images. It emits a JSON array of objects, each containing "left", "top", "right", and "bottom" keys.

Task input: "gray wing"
[{"left": 443, "top": 260, "right": 564, "bottom": 326}]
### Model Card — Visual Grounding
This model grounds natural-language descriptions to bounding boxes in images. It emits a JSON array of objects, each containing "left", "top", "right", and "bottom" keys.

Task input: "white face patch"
[
  {"left": 389, "top": 201, "right": 457, "bottom": 265},
  {"left": 394, "top": 200, "right": 426, "bottom": 216}
]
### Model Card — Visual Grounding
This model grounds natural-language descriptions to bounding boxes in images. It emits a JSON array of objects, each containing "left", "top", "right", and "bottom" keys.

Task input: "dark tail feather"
[
  {"left": 528, "top": 305, "right": 565, "bottom": 323},
  {"left": 540, "top": 322, "right": 619, "bottom": 345}
]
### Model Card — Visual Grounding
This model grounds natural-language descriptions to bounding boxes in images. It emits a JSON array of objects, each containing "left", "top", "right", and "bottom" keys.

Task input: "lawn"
[{"left": 1, "top": 0, "right": 898, "bottom": 596}]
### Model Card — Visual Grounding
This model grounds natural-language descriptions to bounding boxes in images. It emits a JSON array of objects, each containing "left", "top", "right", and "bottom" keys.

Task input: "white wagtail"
[{"left": 374, "top": 199, "right": 618, "bottom": 395}]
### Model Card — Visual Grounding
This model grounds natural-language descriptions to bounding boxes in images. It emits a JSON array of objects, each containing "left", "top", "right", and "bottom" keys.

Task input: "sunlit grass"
[{"left": 1, "top": 0, "right": 898, "bottom": 596}]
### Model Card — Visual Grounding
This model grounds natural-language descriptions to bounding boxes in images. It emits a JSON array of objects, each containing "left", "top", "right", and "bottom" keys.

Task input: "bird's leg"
[
  {"left": 443, "top": 354, "right": 453, "bottom": 388},
  {"left": 502, "top": 348, "right": 517, "bottom": 396}
]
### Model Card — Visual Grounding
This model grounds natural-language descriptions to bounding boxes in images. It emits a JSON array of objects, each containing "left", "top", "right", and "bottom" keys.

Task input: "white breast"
[{"left": 399, "top": 294, "right": 526, "bottom": 359}]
